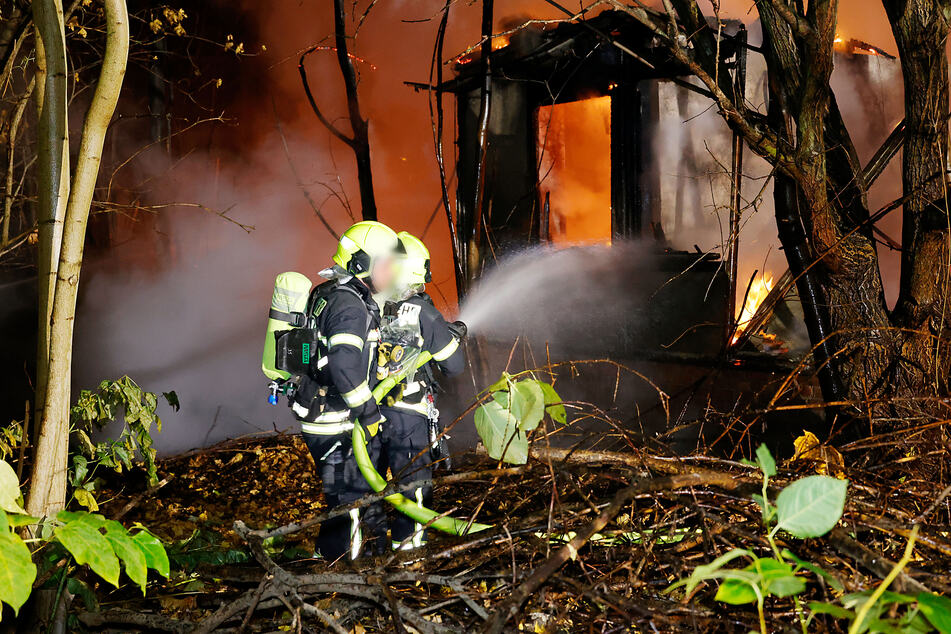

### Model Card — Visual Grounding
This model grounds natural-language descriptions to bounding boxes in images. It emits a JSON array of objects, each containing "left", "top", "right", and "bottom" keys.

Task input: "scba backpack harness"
[{"left": 261, "top": 271, "right": 368, "bottom": 413}]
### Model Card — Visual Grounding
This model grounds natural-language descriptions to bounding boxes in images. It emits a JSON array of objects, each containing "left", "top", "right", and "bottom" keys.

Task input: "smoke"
[{"left": 74, "top": 131, "right": 347, "bottom": 453}]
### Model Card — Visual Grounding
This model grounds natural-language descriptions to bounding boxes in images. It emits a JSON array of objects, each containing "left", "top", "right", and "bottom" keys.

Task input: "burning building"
[
  {"left": 442, "top": 9, "right": 900, "bottom": 365},
  {"left": 443, "top": 9, "right": 749, "bottom": 358}
]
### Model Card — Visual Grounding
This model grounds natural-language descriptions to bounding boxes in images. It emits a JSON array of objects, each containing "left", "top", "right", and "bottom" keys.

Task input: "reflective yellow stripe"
[
  {"left": 300, "top": 420, "right": 353, "bottom": 435},
  {"left": 392, "top": 400, "right": 429, "bottom": 416},
  {"left": 342, "top": 382, "right": 372, "bottom": 407},
  {"left": 431, "top": 338, "right": 459, "bottom": 362},
  {"left": 329, "top": 333, "right": 364, "bottom": 349}
]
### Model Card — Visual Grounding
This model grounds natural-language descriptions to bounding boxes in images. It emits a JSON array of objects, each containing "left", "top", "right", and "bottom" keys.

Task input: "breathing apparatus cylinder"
[{"left": 262, "top": 271, "right": 313, "bottom": 382}]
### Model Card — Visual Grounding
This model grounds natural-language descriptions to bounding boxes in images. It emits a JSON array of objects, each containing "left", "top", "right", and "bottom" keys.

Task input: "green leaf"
[
  {"left": 0, "top": 459, "right": 25, "bottom": 514},
  {"left": 6, "top": 514, "right": 39, "bottom": 528},
  {"left": 70, "top": 455, "right": 89, "bottom": 486},
  {"left": 510, "top": 381, "right": 545, "bottom": 431},
  {"left": 753, "top": 558, "right": 806, "bottom": 598},
  {"left": 715, "top": 558, "right": 804, "bottom": 605},
  {"left": 679, "top": 548, "right": 753, "bottom": 597},
  {"left": 775, "top": 475, "right": 848, "bottom": 538},
  {"left": 808, "top": 601, "right": 855, "bottom": 619},
  {"left": 67, "top": 578, "right": 98, "bottom": 612},
  {"left": 755, "top": 444, "right": 776, "bottom": 477},
  {"left": 841, "top": 590, "right": 915, "bottom": 610},
  {"left": 474, "top": 400, "right": 527, "bottom": 464},
  {"left": 538, "top": 382, "right": 567, "bottom": 424},
  {"left": 54, "top": 513, "right": 120, "bottom": 586},
  {"left": 485, "top": 373, "right": 512, "bottom": 394},
  {"left": 103, "top": 521, "right": 148, "bottom": 592},
  {"left": 132, "top": 530, "right": 170, "bottom": 577},
  {"left": 0, "top": 522, "right": 36, "bottom": 616},
  {"left": 715, "top": 571, "right": 761, "bottom": 605},
  {"left": 918, "top": 592, "right": 951, "bottom": 633}
]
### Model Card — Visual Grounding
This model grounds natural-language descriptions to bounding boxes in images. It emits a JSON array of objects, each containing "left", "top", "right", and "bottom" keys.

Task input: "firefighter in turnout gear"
[
  {"left": 296, "top": 221, "right": 401, "bottom": 561},
  {"left": 379, "top": 232, "right": 466, "bottom": 550}
]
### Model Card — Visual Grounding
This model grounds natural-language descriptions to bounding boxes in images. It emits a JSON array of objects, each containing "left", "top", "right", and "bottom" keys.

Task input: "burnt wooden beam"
[{"left": 861, "top": 118, "right": 906, "bottom": 188}]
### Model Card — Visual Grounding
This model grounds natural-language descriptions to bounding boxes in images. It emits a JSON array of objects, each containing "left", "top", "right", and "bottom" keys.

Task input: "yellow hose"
[{"left": 352, "top": 350, "right": 492, "bottom": 536}]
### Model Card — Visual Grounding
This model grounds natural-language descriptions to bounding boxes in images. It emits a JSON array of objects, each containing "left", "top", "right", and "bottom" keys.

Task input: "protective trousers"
[
  {"left": 303, "top": 431, "right": 386, "bottom": 561},
  {"left": 379, "top": 407, "right": 434, "bottom": 549}
]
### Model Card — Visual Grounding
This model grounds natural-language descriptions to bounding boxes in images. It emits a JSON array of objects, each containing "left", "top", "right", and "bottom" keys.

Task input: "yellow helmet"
[
  {"left": 396, "top": 231, "right": 431, "bottom": 299},
  {"left": 333, "top": 221, "right": 400, "bottom": 279}
]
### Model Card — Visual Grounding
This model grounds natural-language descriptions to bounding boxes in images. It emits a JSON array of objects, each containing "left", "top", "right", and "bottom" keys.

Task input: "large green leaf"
[
  {"left": 919, "top": 592, "right": 951, "bottom": 633},
  {"left": 775, "top": 475, "right": 848, "bottom": 538},
  {"left": 103, "top": 520, "right": 148, "bottom": 592},
  {"left": 0, "top": 459, "right": 25, "bottom": 515},
  {"left": 54, "top": 512, "right": 120, "bottom": 586},
  {"left": 0, "top": 512, "right": 36, "bottom": 617},
  {"left": 538, "top": 382, "right": 567, "bottom": 425},
  {"left": 510, "top": 381, "right": 545, "bottom": 431},
  {"left": 475, "top": 400, "right": 527, "bottom": 464},
  {"left": 132, "top": 529, "right": 170, "bottom": 577}
]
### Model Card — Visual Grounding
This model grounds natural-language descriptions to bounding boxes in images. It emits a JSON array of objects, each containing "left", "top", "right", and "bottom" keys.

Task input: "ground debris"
[{"left": 81, "top": 430, "right": 951, "bottom": 633}]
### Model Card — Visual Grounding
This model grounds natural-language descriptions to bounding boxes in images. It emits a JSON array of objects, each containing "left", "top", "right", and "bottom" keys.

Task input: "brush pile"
[{"left": 81, "top": 420, "right": 951, "bottom": 633}]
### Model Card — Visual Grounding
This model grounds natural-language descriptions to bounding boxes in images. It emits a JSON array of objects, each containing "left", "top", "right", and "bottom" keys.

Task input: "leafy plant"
[
  {"left": 69, "top": 376, "right": 177, "bottom": 509},
  {"left": 474, "top": 374, "right": 565, "bottom": 464},
  {"left": 0, "top": 418, "right": 24, "bottom": 462},
  {"left": 671, "top": 444, "right": 848, "bottom": 633},
  {"left": 672, "top": 445, "right": 951, "bottom": 633},
  {"left": 0, "top": 458, "right": 170, "bottom": 619}
]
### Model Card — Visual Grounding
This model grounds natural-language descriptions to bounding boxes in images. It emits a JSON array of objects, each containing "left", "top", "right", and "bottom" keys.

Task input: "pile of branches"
[{"left": 84, "top": 430, "right": 951, "bottom": 633}]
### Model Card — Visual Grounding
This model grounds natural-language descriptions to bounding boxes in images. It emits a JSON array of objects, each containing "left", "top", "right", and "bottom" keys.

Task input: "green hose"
[{"left": 352, "top": 349, "right": 493, "bottom": 536}]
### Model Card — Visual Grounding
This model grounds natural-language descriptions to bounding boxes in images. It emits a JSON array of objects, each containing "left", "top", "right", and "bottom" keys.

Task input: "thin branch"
[
  {"left": 272, "top": 98, "right": 340, "bottom": 240},
  {"left": 298, "top": 44, "right": 355, "bottom": 148}
]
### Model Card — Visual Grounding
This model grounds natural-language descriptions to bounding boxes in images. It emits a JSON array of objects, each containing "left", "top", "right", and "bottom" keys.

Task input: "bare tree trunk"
[
  {"left": 885, "top": 0, "right": 951, "bottom": 395},
  {"left": 32, "top": 0, "right": 70, "bottom": 442},
  {"left": 28, "top": 0, "right": 130, "bottom": 517}
]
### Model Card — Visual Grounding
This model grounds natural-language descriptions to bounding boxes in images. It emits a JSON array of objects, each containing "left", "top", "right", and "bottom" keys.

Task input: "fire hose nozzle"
[{"left": 448, "top": 320, "right": 467, "bottom": 340}]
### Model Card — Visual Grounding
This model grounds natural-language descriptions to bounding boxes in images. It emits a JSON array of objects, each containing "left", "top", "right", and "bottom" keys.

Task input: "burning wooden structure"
[{"left": 443, "top": 9, "right": 748, "bottom": 356}]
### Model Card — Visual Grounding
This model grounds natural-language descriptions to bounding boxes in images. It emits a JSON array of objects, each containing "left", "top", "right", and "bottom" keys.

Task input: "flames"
[
  {"left": 492, "top": 34, "right": 511, "bottom": 51},
  {"left": 732, "top": 273, "right": 773, "bottom": 344},
  {"left": 833, "top": 35, "right": 894, "bottom": 58},
  {"left": 455, "top": 34, "right": 512, "bottom": 65}
]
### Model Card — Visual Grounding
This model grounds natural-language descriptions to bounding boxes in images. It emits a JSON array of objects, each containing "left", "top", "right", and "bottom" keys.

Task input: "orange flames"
[
  {"left": 455, "top": 34, "right": 512, "bottom": 65},
  {"left": 833, "top": 35, "right": 894, "bottom": 58},
  {"left": 536, "top": 96, "right": 612, "bottom": 246},
  {"left": 732, "top": 273, "right": 773, "bottom": 344}
]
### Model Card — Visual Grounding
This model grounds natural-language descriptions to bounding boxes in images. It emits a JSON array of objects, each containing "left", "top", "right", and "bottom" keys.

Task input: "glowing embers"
[
  {"left": 536, "top": 96, "right": 612, "bottom": 246},
  {"left": 733, "top": 272, "right": 774, "bottom": 344}
]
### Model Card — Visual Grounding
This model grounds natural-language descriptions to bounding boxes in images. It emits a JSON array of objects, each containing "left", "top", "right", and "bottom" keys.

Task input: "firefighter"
[
  {"left": 294, "top": 221, "right": 400, "bottom": 561},
  {"left": 379, "top": 231, "right": 466, "bottom": 550}
]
